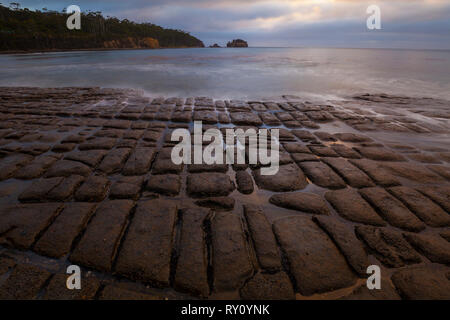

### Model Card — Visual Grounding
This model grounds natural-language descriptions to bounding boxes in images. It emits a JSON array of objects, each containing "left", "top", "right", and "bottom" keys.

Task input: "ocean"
[{"left": 1, "top": 47, "right": 450, "bottom": 100}]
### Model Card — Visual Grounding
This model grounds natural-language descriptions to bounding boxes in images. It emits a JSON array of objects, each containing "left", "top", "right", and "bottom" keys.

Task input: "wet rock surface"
[
  {"left": 187, "top": 172, "right": 235, "bottom": 197},
  {"left": 240, "top": 272, "right": 295, "bottom": 300},
  {"left": 321, "top": 157, "right": 375, "bottom": 188},
  {"left": 43, "top": 273, "right": 101, "bottom": 300},
  {"left": 211, "top": 212, "right": 254, "bottom": 292},
  {"left": 359, "top": 187, "right": 426, "bottom": 232},
  {"left": 34, "top": 202, "right": 96, "bottom": 258},
  {"left": 298, "top": 161, "right": 346, "bottom": 189},
  {"left": 341, "top": 278, "right": 401, "bottom": 300},
  {"left": 325, "top": 189, "right": 386, "bottom": 226},
  {"left": 235, "top": 170, "right": 254, "bottom": 194},
  {"left": 0, "top": 263, "right": 51, "bottom": 299},
  {"left": 355, "top": 226, "right": 422, "bottom": 268},
  {"left": 70, "top": 200, "right": 133, "bottom": 272},
  {"left": 253, "top": 163, "right": 308, "bottom": 192},
  {"left": 0, "top": 87, "right": 449, "bottom": 300},
  {"left": 74, "top": 175, "right": 110, "bottom": 202},
  {"left": 388, "top": 186, "right": 450, "bottom": 227},
  {"left": 391, "top": 265, "right": 450, "bottom": 300},
  {"left": 195, "top": 196, "right": 235, "bottom": 211},
  {"left": 269, "top": 192, "right": 330, "bottom": 215},
  {"left": 114, "top": 200, "right": 176, "bottom": 286},
  {"left": 174, "top": 207, "right": 210, "bottom": 296},
  {"left": 244, "top": 205, "right": 282, "bottom": 272},
  {"left": 145, "top": 174, "right": 180, "bottom": 196},
  {"left": 403, "top": 233, "right": 450, "bottom": 265},
  {"left": 273, "top": 216, "right": 356, "bottom": 295},
  {"left": 110, "top": 176, "right": 144, "bottom": 199},
  {"left": 314, "top": 216, "right": 369, "bottom": 276}
]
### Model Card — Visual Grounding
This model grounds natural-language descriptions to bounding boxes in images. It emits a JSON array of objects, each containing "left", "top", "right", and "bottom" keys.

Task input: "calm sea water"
[{"left": 1, "top": 47, "right": 450, "bottom": 100}]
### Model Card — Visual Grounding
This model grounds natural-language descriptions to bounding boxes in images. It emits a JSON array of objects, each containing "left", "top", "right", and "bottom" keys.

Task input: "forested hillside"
[{"left": 0, "top": 4, "right": 204, "bottom": 51}]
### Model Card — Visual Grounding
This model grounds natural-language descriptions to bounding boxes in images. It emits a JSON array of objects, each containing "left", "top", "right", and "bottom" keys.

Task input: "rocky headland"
[{"left": 0, "top": 5, "right": 204, "bottom": 52}]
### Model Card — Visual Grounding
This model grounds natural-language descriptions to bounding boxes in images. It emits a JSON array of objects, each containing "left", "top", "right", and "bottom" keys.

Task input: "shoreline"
[
  {"left": 0, "top": 46, "right": 206, "bottom": 55},
  {"left": 2, "top": 46, "right": 450, "bottom": 55}
]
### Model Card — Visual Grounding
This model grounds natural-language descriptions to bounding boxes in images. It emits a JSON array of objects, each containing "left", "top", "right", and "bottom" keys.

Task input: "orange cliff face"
[
  {"left": 103, "top": 37, "right": 159, "bottom": 49},
  {"left": 139, "top": 37, "right": 159, "bottom": 49}
]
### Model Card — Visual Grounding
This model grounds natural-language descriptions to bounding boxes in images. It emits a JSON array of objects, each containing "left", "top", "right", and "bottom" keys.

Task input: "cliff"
[{"left": 103, "top": 37, "right": 159, "bottom": 49}]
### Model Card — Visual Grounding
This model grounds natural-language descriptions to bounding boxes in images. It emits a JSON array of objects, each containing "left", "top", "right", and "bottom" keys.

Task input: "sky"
[{"left": 8, "top": 0, "right": 450, "bottom": 49}]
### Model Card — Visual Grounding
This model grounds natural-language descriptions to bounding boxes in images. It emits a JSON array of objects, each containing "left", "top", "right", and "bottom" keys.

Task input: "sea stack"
[{"left": 227, "top": 39, "right": 248, "bottom": 47}]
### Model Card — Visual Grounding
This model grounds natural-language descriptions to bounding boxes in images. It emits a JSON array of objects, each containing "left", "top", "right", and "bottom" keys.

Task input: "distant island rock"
[
  {"left": 227, "top": 39, "right": 248, "bottom": 48},
  {"left": 209, "top": 44, "right": 221, "bottom": 48}
]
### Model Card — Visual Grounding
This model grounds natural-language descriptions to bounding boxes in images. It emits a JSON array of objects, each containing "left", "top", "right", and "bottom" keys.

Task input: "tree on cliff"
[{"left": 0, "top": 4, "right": 205, "bottom": 51}]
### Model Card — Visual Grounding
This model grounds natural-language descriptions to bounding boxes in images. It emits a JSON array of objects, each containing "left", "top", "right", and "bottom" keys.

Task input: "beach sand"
[{"left": 0, "top": 87, "right": 449, "bottom": 300}]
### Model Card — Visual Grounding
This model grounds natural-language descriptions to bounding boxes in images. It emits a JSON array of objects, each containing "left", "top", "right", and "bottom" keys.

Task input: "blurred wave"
[{"left": 0, "top": 47, "right": 449, "bottom": 100}]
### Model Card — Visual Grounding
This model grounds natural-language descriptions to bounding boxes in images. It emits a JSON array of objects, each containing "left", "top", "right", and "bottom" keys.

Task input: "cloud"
[{"left": 12, "top": 0, "right": 450, "bottom": 48}]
